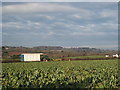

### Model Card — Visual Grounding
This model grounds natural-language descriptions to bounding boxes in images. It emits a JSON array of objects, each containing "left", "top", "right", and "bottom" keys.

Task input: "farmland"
[
  {"left": 66, "top": 55, "right": 106, "bottom": 59},
  {"left": 2, "top": 59, "right": 119, "bottom": 88}
]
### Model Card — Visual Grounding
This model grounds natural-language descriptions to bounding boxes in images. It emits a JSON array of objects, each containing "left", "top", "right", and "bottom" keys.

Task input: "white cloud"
[
  {"left": 100, "top": 23, "right": 118, "bottom": 30},
  {"left": 70, "top": 31, "right": 106, "bottom": 36},
  {"left": 72, "top": 14, "right": 81, "bottom": 19},
  {"left": 50, "top": 22, "right": 117, "bottom": 36},
  {"left": 27, "top": 21, "right": 42, "bottom": 26},
  {"left": 3, "top": 3, "right": 80, "bottom": 14},
  {"left": 2, "top": 2, "right": 118, "bottom": 49},
  {"left": 2, "top": 21, "right": 43, "bottom": 30},
  {"left": 3, "top": 19, "right": 118, "bottom": 38},
  {"left": 3, "top": 3, "right": 117, "bottom": 23},
  {"left": 47, "top": 31, "right": 55, "bottom": 35},
  {"left": 100, "top": 9, "right": 117, "bottom": 18},
  {"left": 35, "top": 14, "right": 55, "bottom": 20},
  {"left": 3, "top": 22, "right": 24, "bottom": 29},
  {"left": 68, "top": 8, "right": 117, "bottom": 21},
  {"left": 69, "top": 10, "right": 96, "bottom": 20}
]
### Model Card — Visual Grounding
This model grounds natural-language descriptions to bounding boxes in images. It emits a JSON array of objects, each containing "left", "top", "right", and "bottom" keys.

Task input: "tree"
[
  {"left": 2, "top": 51, "right": 9, "bottom": 58},
  {"left": 11, "top": 55, "right": 21, "bottom": 59}
]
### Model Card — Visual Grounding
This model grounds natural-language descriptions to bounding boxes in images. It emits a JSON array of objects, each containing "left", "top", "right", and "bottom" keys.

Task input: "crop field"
[
  {"left": 66, "top": 55, "right": 106, "bottom": 59},
  {"left": 2, "top": 59, "right": 119, "bottom": 88}
]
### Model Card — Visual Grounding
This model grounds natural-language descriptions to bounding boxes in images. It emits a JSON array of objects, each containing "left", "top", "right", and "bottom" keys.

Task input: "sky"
[
  {"left": 2, "top": 2, "right": 118, "bottom": 50},
  {"left": 2, "top": 0, "right": 120, "bottom": 2}
]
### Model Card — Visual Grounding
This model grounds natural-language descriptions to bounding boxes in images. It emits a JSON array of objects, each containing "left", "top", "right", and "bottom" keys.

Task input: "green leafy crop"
[{"left": 2, "top": 60, "right": 119, "bottom": 88}]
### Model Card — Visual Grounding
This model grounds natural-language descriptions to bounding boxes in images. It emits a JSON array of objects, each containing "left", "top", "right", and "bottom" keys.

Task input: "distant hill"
[
  {"left": 2, "top": 45, "right": 117, "bottom": 54},
  {"left": 2, "top": 45, "right": 118, "bottom": 59},
  {"left": 33, "top": 46, "right": 63, "bottom": 50}
]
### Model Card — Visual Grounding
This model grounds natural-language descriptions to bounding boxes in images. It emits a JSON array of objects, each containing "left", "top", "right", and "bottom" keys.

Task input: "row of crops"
[{"left": 2, "top": 59, "right": 119, "bottom": 88}]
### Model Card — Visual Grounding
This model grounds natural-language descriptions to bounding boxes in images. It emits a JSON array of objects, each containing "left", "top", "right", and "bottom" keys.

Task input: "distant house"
[
  {"left": 21, "top": 53, "right": 44, "bottom": 61},
  {"left": 105, "top": 55, "right": 109, "bottom": 57},
  {"left": 113, "top": 54, "right": 119, "bottom": 58},
  {"left": 5, "top": 48, "right": 9, "bottom": 50}
]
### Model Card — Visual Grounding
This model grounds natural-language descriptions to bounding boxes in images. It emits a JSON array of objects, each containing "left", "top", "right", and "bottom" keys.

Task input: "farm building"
[
  {"left": 112, "top": 54, "right": 119, "bottom": 58},
  {"left": 105, "top": 55, "right": 109, "bottom": 57},
  {"left": 21, "top": 53, "right": 44, "bottom": 61},
  {"left": 105, "top": 54, "right": 119, "bottom": 58}
]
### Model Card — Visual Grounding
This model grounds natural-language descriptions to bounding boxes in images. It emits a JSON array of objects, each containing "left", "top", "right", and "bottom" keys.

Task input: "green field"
[
  {"left": 2, "top": 60, "right": 119, "bottom": 88},
  {"left": 66, "top": 55, "right": 106, "bottom": 59},
  {"left": 0, "top": 59, "right": 21, "bottom": 61}
]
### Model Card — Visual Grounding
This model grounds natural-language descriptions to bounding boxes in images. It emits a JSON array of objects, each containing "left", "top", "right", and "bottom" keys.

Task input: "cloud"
[
  {"left": 3, "top": 3, "right": 80, "bottom": 14},
  {"left": 3, "top": 3, "right": 117, "bottom": 23},
  {"left": 2, "top": 21, "right": 44, "bottom": 30},
  {"left": 71, "top": 32, "right": 106, "bottom": 36},
  {"left": 3, "top": 19, "right": 118, "bottom": 38},
  {"left": 100, "top": 9, "right": 118, "bottom": 18},
  {"left": 47, "top": 22, "right": 117, "bottom": 37},
  {"left": 2, "top": 2, "right": 118, "bottom": 49},
  {"left": 35, "top": 14, "right": 55, "bottom": 20}
]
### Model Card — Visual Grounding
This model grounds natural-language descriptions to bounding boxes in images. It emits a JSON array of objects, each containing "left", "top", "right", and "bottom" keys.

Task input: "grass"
[
  {"left": 66, "top": 55, "right": 106, "bottom": 59},
  {"left": 0, "top": 59, "right": 21, "bottom": 61}
]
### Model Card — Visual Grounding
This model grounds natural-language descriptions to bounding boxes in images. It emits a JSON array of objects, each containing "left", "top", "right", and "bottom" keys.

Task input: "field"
[
  {"left": 66, "top": 55, "right": 106, "bottom": 59},
  {"left": 1, "top": 55, "right": 114, "bottom": 62},
  {"left": 2, "top": 59, "right": 119, "bottom": 88}
]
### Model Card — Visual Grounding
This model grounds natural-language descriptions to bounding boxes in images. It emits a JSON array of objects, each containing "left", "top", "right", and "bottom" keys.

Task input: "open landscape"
[
  {"left": 2, "top": 2, "right": 119, "bottom": 89},
  {"left": 1, "top": 46, "right": 120, "bottom": 88}
]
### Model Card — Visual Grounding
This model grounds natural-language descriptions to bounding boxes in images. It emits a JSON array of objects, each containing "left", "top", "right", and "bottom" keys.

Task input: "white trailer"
[{"left": 21, "top": 53, "right": 43, "bottom": 61}]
